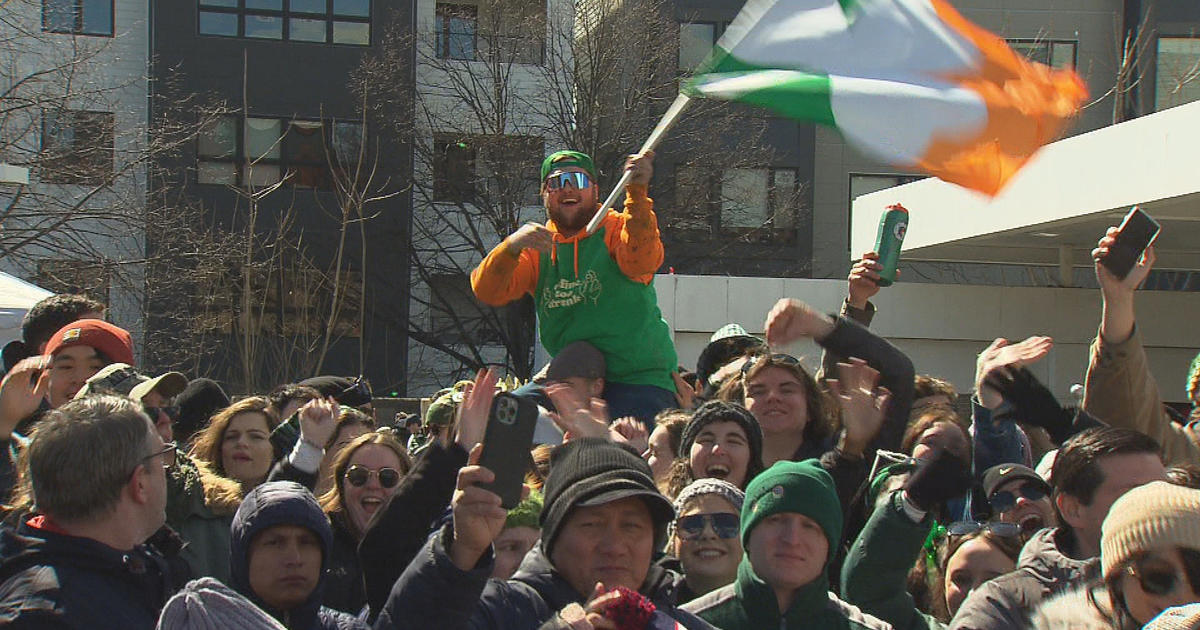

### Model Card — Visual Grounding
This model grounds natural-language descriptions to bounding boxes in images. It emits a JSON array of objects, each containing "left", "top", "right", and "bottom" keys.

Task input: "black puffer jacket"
[
  {"left": 373, "top": 524, "right": 714, "bottom": 630},
  {"left": 229, "top": 481, "right": 367, "bottom": 630},
  {"left": 0, "top": 518, "right": 174, "bottom": 629}
]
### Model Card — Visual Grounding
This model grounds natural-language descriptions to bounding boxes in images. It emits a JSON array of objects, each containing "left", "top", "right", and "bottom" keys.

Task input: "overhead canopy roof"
[{"left": 850, "top": 99, "right": 1200, "bottom": 271}]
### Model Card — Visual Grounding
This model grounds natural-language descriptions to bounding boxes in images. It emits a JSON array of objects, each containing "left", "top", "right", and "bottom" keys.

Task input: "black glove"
[
  {"left": 987, "top": 367, "right": 1076, "bottom": 443},
  {"left": 902, "top": 447, "right": 973, "bottom": 513}
]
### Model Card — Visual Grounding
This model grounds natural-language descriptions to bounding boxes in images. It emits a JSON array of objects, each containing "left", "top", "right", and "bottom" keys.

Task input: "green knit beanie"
[
  {"left": 540, "top": 150, "right": 595, "bottom": 181},
  {"left": 741, "top": 459, "right": 842, "bottom": 556}
]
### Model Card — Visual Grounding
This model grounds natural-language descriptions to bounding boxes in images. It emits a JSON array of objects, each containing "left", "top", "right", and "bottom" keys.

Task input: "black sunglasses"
[
  {"left": 143, "top": 405, "right": 179, "bottom": 420},
  {"left": 988, "top": 483, "right": 1048, "bottom": 513},
  {"left": 739, "top": 353, "right": 801, "bottom": 377},
  {"left": 345, "top": 464, "right": 402, "bottom": 489},
  {"left": 545, "top": 171, "right": 591, "bottom": 190},
  {"left": 1130, "top": 558, "right": 1187, "bottom": 596},
  {"left": 946, "top": 520, "right": 1021, "bottom": 538},
  {"left": 675, "top": 512, "right": 740, "bottom": 541}
]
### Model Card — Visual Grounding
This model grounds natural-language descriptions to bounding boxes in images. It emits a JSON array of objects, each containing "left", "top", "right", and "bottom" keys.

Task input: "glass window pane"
[
  {"left": 679, "top": 23, "right": 716, "bottom": 72},
  {"left": 771, "top": 169, "right": 797, "bottom": 229},
  {"left": 245, "top": 118, "right": 282, "bottom": 160},
  {"left": 290, "top": 18, "right": 327, "bottom": 42},
  {"left": 290, "top": 0, "right": 326, "bottom": 13},
  {"left": 331, "top": 122, "right": 362, "bottom": 164},
  {"left": 246, "top": 0, "right": 282, "bottom": 9},
  {"left": 199, "top": 11, "right": 238, "bottom": 35},
  {"left": 80, "top": 0, "right": 113, "bottom": 35},
  {"left": 721, "top": 168, "right": 768, "bottom": 229},
  {"left": 285, "top": 121, "right": 325, "bottom": 165},
  {"left": 1156, "top": 37, "right": 1200, "bottom": 111},
  {"left": 244, "top": 164, "right": 281, "bottom": 187},
  {"left": 198, "top": 117, "right": 237, "bottom": 158},
  {"left": 332, "top": 21, "right": 369, "bottom": 45},
  {"left": 198, "top": 161, "right": 237, "bottom": 185},
  {"left": 1050, "top": 42, "right": 1076, "bottom": 69},
  {"left": 333, "top": 0, "right": 370, "bottom": 17},
  {"left": 43, "top": 0, "right": 75, "bottom": 32},
  {"left": 245, "top": 15, "right": 283, "bottom": 39},
  {"left": 200, "top": 0, "right": 238, "bottom": 6}
]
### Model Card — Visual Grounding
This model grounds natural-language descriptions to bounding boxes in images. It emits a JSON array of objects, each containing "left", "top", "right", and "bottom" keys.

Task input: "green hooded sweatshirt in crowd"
[{"left": 683, "top": 459, "right": 894, "bottom": 630}]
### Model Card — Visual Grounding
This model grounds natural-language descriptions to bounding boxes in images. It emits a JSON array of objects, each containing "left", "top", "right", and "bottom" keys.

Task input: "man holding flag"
[{"left": 471, "top": 150, "right": 678, "bottom": 424}]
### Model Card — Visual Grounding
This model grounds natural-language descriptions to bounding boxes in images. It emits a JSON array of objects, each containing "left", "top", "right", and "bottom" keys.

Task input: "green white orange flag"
[{"left": 683, "top": 0, "right": 1088, "bottom": 196}]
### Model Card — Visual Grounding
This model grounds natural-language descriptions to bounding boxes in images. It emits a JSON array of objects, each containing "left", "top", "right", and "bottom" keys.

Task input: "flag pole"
[{"left": 584, "top": 93, "right": 692, "bottom": 235}]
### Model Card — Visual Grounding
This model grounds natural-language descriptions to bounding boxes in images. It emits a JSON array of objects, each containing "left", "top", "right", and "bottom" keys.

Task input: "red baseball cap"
[{"left": 43, "top": 319, "right": 135, "bottom": 366}]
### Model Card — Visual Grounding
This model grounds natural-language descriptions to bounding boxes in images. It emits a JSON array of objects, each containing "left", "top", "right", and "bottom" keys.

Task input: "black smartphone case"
[
  {"left": 1101, "top": 209, "right": 1160, "bottom": 280},
  {"left": 477, "top": 393, "right": 539, "bottom": 509}
]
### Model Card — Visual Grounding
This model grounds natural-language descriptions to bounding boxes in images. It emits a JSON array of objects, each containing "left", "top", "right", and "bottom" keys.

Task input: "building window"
[
  {"left": 43, "top": 0, "right": 114, "bottom": 36},
  {"left": 196, "top": 265, "right": 363, "bottom": 337},
  {"left": 435, "top": 3, "right": 478, "bottom": 60},
  {"left": 198, "top": 0, "right": 371, "bottom": 46},
  {"left": 427, "top": 273, "right": 504, "bottom": 345},
  {"left": 679, "top": 22, "right": 722, "bottom": 72},
  {"left": 40, "top": 110, "right": 114, "bottom": 185},
  {"left": 1155, "top": 36, "right": 1200, "bottom": 112},
  {"left": 197, "top": 115, "right": 362, "bottom": 189},
  {"left": 719, "top": 167, "right": 799, "bottom": 242},
  {"left": 434, "top": 1, "right": 544, "bottom": 64},
  {"left": 432, "top": 134, "right": 543, "bottom": 205},
  {"left": 1006, "top": 39, "right": 1077, "bottom": 69}
]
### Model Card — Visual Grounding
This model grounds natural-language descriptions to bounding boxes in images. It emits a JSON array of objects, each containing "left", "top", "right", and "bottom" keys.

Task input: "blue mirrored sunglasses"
[
  {"left": 676, "top": 512, "right": 740, "bottom": 540},
  {"left": 545, "top": 171, "right": 591, "bottom": 190}
]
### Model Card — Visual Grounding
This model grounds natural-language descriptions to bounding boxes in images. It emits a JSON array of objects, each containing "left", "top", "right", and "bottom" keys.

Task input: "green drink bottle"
[{"left": 873, "top": 204, "right": 908, "bottom": 287}]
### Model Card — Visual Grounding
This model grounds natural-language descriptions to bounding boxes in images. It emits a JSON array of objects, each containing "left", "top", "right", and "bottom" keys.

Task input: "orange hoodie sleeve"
[
  {"left": 604, "top": 183, "right": 664, "bottom": 284},
  {"left": 470, "top": 240, "right": 540, "bottom": 306}
]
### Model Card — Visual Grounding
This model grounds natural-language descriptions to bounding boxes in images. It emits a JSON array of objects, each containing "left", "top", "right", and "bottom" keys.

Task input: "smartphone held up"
[
  {"left": 477, "top": 392, "right": 538, "bottom": 509},
  {"left": 1099, "top": 206, "right": 1160, "bottom": 280}
]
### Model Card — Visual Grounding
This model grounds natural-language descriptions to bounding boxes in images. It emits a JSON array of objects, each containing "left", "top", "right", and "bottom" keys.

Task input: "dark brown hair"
[{"left": 188, "top": 396, "right": 278, "bottom": 478}]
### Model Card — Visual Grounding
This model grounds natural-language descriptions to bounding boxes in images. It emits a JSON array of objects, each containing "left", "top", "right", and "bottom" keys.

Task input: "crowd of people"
[{"left": 0, "top": 149, "right": 1197, "bottom": 630}]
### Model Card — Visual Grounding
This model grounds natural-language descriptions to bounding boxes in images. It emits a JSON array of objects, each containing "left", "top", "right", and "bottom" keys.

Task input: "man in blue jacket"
[
  {"left": 230, "top": 481, "right": 367, "bottom": 629},
  {"left": 0, "top": 395, "right": 176, "bottom": 629}
]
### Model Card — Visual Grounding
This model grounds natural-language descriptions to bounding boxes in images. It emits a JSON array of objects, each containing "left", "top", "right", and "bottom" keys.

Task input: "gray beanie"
[
  {"left": 667, "top": 478, "right": 745, "bottom": 541},
  {"left": 156, "top": 578, "right": 285, "bottom": 630}
]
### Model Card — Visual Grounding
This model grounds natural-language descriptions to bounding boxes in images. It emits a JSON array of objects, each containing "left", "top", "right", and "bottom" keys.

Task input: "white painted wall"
[
  {"left": 0, "top": 0, "right": 150, "bottom": 353},
  {"left": 654, "top": 274, "right": 1200, "bottom": 403}
]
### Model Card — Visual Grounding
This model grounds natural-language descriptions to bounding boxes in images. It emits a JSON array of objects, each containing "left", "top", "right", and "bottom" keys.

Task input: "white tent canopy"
[{"left": 0, "top": 272, "right": 52, "bottom": 347}]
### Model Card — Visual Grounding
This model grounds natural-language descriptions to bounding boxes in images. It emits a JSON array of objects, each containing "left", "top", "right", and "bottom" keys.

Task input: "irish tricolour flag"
[{"left": 684, "top": 0, "right": 1088, "bottom": 195}]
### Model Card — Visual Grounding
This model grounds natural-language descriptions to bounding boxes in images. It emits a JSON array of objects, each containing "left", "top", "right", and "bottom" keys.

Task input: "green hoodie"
[{"left": 684, "top": 559, "right": 892, "bottom": 630}]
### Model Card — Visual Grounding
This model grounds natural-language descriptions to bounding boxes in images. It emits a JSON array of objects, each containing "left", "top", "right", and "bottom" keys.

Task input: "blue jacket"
[
  {"left": 0, "top": 518, "right": 173, "bottom": 629},
  {"left": 230, "top": 481, "right": 366, "bottom": 630},
  {"left": 374, "top": 523, "right": 714, "bottom": 630}
]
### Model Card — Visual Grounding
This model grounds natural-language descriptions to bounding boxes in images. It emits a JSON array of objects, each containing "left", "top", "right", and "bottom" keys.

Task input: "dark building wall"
[
  {"left": 658, "top": 0, "right": 817, "bottom": 278},
  {"left": 148, "top": 1, "right": 416, "bottom": 394}
]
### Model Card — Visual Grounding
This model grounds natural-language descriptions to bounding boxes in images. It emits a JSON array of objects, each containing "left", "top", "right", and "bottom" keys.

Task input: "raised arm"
[
  {"left": 1083, "top": 230, "right": 1200, "bottom": 464},
  {"left": 603, "top": 152, "right": 663, "bottom": 283}
]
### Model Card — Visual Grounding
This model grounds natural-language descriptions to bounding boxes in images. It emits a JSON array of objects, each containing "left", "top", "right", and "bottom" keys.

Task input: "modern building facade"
[{"left": 149, "top": 0, "right": 416, "bottom": 393}]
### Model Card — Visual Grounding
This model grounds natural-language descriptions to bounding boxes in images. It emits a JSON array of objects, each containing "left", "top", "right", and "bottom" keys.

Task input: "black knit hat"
[
  {"left": 539, "top": 437, "right": 675, "bottom": 556},
  {"left": 175, "top": 378, "right": 231, "bottom": 444},
  {"left": 678, "top": 400, "right": 765, "bottom": 485}
]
